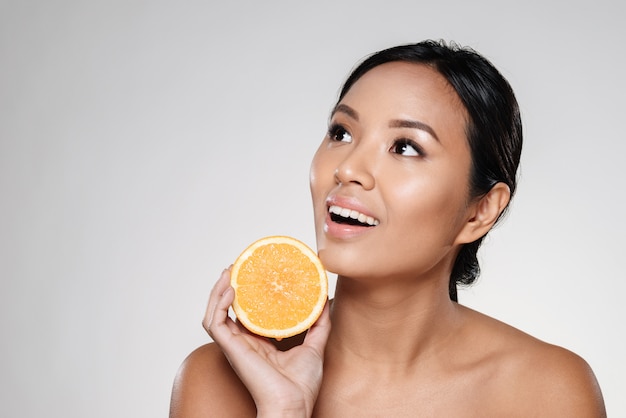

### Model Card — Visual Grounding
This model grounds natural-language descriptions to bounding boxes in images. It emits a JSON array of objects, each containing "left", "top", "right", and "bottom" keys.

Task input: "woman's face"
[{"left": 310, "top": 62, "right": 475, "bottom": 282}]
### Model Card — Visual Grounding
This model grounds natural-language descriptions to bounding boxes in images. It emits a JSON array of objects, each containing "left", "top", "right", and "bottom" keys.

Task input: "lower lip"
[{"left": 323, "top": 212, "right": 376, "bottom": 239}]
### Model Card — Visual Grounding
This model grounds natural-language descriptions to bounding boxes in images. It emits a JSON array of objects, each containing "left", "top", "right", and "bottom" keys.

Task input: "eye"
[
  {"left": 327, "top": 123, "right": 353, "bottom": 143},
  {"left": 390, "top": 139, "right": 423, "bottom": 157}
]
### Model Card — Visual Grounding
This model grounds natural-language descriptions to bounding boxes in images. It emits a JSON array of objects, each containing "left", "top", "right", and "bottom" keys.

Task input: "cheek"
[
  {"left": 309, "top": 143, "right": 341, "bottom": 194},
  {"left": 309, "top": 149, "right": 326, "bottom": 207},
  {"left": 309, "top": 147, "right": 333, "bottom": 229},
  {"left": 383, "top": 168, "right": 469, "bottom": 241}
]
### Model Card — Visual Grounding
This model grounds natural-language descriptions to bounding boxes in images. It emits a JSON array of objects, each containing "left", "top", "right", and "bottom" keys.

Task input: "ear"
[{"left": 455, "top": 182, "right": 511, "bottom": 245}]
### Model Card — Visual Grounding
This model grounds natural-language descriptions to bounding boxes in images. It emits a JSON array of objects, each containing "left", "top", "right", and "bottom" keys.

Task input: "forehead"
[{"left": 339, "top": 62, "right": 468, "bottom": 139}]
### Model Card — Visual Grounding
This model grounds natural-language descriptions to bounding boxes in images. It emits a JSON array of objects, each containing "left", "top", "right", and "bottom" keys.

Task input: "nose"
[{"left": 334, "top": 145, "right": 375, "bottom": 190}]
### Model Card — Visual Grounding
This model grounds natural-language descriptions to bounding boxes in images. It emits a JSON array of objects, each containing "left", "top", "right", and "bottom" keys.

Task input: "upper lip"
[{"left": 325, "top": 195, "right": 380, "bottom": 226}]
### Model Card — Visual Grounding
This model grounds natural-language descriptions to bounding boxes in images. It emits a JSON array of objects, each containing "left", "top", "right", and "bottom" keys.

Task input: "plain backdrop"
[{"left": 1, "top": 0, "right": 624, "bottom": 416}]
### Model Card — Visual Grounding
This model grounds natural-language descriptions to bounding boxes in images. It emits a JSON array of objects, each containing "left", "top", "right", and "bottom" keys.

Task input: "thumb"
[{"left": 302, "top": 300, "right": 331, "bottom": 355}]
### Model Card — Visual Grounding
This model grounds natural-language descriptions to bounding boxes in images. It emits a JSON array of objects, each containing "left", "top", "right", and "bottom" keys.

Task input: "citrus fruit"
[{"left": 230, "top": 236, "right": 328, "bottom": 339}]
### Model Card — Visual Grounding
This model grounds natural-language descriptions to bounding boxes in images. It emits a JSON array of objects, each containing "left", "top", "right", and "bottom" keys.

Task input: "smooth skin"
[{"left": 170, "top": 62, "right": 606, "bottom": 417}]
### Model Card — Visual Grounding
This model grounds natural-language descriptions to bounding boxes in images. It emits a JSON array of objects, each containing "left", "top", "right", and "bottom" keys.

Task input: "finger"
[
  {"left": 302, "top": 300, "right": 331, "bottom": 356},
  {"left": 203, "top": 268, "right": 233, "bottom": 335},
  {"left": 203, "top": 268, "right": 230, "bottom": 327},
  {"left": 206, "top": 286, "right": 237, "bottom": 342},
  {"left": 207, "top": 268, "right": 231, "bottom": 307}
]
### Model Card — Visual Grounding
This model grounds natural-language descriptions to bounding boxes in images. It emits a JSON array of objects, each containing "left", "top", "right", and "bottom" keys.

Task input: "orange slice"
[{"left": 230, "top": 236, "right": 328, "bottom": 339}]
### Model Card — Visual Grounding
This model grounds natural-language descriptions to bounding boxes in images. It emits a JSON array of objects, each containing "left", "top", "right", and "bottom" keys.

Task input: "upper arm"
[{"left": 169, "top": 343, "right": 256, "bottom": 418}]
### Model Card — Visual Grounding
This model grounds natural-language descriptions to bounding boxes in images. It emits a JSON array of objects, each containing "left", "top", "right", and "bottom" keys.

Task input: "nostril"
[
  {"left": 336, "top": 170, "right": 362, "bottom": 186},
  {"left": 334, "top": 156, "right": 375, "bottom": 190}
]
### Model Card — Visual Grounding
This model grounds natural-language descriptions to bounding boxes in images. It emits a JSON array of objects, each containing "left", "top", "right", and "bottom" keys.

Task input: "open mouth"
[{"left": 328, "top": 205, "right": 379, "bottom": 227}]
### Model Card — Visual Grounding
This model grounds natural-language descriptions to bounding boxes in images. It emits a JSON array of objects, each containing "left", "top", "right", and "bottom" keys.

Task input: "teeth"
[{"left": 329, "top": 205, "right": 379, "bottom": 226}]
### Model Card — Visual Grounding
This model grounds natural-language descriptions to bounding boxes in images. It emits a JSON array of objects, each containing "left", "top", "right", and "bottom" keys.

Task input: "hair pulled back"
[{"left": 337, "top": 40, "right": 523, "bottom": 301}]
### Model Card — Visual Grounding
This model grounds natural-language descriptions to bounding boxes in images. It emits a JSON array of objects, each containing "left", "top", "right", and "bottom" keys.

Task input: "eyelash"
[
  {"left": 327, "top": 123, "right": 425, "bottom": 157},
  {"left": 327, "top": 123, "right": 352, "bottom": 143},
  {"left": 391, "top": 139, "right": 424, "bottom": 157}
]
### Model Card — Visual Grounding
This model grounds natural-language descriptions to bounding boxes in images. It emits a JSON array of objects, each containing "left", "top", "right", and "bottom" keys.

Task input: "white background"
[{"left": 1, "top": 1, "right": 624, "bottom": 416}]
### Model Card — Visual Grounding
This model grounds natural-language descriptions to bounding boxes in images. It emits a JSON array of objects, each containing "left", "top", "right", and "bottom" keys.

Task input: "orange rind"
[{"left": 230, "top": 236, "right": 328, "bottom": 339}]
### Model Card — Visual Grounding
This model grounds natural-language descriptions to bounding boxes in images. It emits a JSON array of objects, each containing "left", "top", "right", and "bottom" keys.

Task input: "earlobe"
[{"left": 455, "top": 182, "right": 511, "bottom": 245}]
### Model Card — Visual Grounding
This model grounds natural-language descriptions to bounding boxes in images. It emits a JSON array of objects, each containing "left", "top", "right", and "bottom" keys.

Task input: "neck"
[{"left": 327, "top": 274, "right": 462, "bottom": 370}]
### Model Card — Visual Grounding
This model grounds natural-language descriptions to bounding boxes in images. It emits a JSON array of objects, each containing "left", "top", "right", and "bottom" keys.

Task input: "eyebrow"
[
  {"left": 389, "top": 119, "right": 439, "bottom": 142},
  {"left": 332, "top": 103, "right": 439, "bottom": 142},
  {"left": 332, "top": 103, "right": 359, "bottom": 121}
]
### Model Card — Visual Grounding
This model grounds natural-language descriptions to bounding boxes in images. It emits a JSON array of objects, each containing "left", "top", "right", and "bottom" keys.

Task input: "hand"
[{"left": 203, "top": 268, "right": 331, "bottom": 417}]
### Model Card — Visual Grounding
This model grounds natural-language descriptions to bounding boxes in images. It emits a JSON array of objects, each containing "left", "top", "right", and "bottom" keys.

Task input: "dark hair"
[{"left": 337, "top": 40, "right": 522, "bottom": 302}]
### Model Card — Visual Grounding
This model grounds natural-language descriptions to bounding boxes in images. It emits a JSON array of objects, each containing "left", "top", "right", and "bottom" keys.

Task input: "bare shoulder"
[
  {"left": 507, "top": 339, "right": 606, "bottom": 417},
  {"left": 169, "top": 343, "right": 255, "bottom": 418},
  {"left": 460, "top": 306, "right": 606, "bottom": 417}
]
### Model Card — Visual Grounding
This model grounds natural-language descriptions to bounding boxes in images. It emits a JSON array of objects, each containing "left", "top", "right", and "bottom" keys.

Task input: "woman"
[{"left": 170, "top": 40, "right": 606, "bottom": 417}]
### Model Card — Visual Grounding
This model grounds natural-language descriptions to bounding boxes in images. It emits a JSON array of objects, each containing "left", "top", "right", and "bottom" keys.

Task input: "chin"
[
  {"left": 317, "top": 247, "right": 338, "bottom": 274},
  {"left": 317, "top": 245, "right": 371, "bottom": 279}
]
